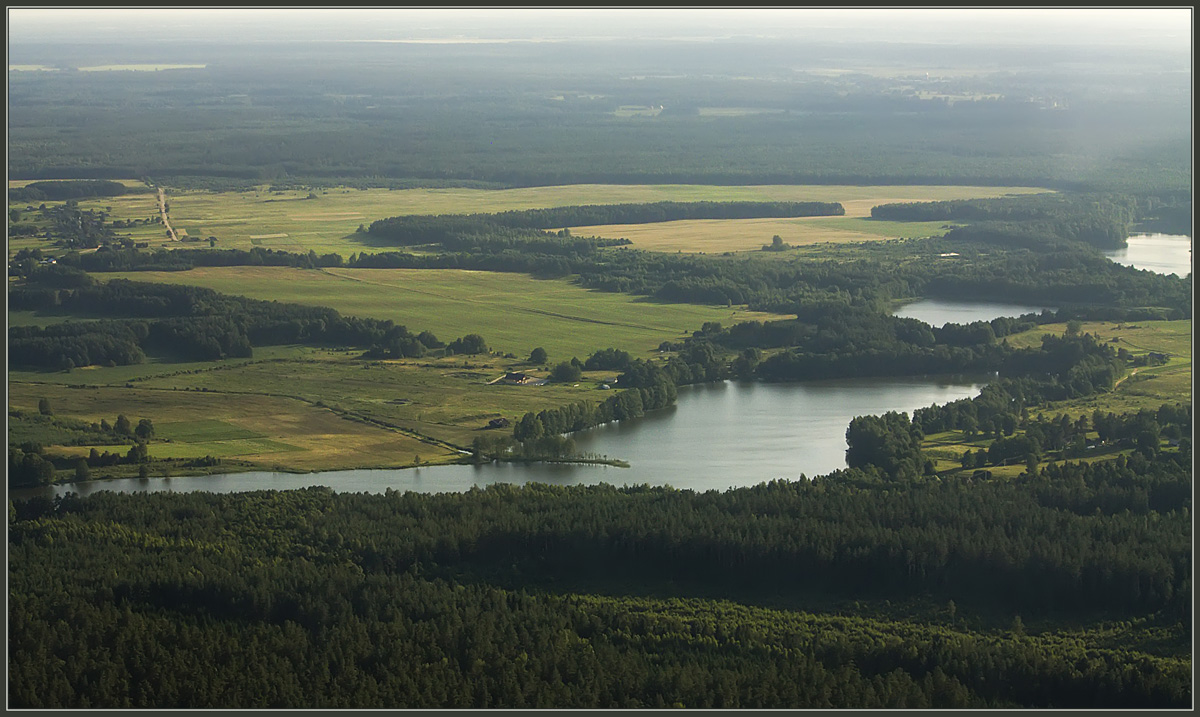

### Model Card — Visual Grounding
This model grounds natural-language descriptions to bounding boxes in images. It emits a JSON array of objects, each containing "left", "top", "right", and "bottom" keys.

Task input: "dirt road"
[{"left": 157, "top": 187, "right": 178, "bottom": 241}]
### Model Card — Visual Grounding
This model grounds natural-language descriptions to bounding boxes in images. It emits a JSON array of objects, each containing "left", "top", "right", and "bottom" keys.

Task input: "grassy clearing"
[
  {"left": 1006, "top": 320, "right": 1191, "bottom": 413},
  {"left": 154, "top": 419, "right": 268, "bottom": 443},
  {"left": 98, "top": 267, "right": 788, "bottom": 358},
  {"left": 7, "top": 179, "right": 150, "bottom": 190},
  {"left": 7, "top": 311, "right": 90, "bottom": 328},
  {"left": 8, "top": 345, "right": 312, "bottom": 385},
  {"left": 76, "top": 64, "right": 207, "bottom": 72},
  {"left": 127, "top": 353, "right": 620, "bottom": 449},
  {"left": 579, "top": 216, "right": 956, "bottom": 253},
  {"left": 10, "top": 348, "right": 624, "bottom": 460},
  {"left": 7, "top": 378, "right": 461, "bottom": 472},
  {"left": 920, "top": 319, "right": 1191, "bottom": 472},
  {"left": 57, "top": 183, "right": 1047, "bottom": 257}
]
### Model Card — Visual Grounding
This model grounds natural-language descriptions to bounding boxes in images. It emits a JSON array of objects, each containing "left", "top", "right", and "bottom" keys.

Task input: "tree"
[
  {"left": 114, "top": 414, "right": 132, "bottom": 436},
  {"left": 447, "top": 334, "right": 488, "bottom": 355},
  {"left": 514, "top": 413, "right": 544, "bottom": 442},
  {"left": 417, "top": 331, "right": 444, "bottom": 349},
  {"left": 135, "top": 419, "right": 155, "bottom": 441},
  {"left": 38, "top": 398, "right": 53, "bottom": 416},
  {"left": 1010, "top": 615, "right": 1026, "bottom": 637},
  {"left": 74, "top": 458, "right": 90, "bottom": 481},
  {"left": 845, "top": 411, "right": 925, "bottom": 478},
  {"left": 126, "top": 443, "right": 149, "bottom": 464},
  {"left": 550, "top": 361, "right": 582, "bottom": 383},
  {"left": 529, "top": 347, "right": 548, "bottom": 364}
]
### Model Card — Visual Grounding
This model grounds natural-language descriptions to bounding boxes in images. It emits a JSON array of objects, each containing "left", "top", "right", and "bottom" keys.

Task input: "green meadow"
[
  {"left": 10, "top": 347, "right": 623, "bottom": 465},
  {"left": 919, "top": 319, "right": 1192, "bottom": 474},
  {"left": 99, "top": 266, "right": 789, "bottom": 359},
  {"left": 7, "top": 373, "right": 466, "bottom": 472}
]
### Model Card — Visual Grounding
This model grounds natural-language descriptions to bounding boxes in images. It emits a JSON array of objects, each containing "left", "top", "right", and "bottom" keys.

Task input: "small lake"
[
  {"left": 1104, "top": 234, "right": 1192, "bottom": 277},
  {"left": 14, "top": 375, "right": 985, "bottom": 499},
  {"left": 892, "top": 299, "right": 1050, "bottom": 327}
]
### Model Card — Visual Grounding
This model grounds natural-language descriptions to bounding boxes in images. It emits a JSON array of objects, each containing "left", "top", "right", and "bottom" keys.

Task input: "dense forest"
[
  {"left": 9, "top": 443, "right": 1191, "bottom": 708},
  {"left": 6, "top": 32, "right": 1191, "bottom": 193}
]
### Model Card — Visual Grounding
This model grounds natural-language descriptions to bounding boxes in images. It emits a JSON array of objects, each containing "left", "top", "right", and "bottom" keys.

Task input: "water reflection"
[
  {"left": 1104, "top": 234, "right": 1192, "bottom": 277},
  {"left": 892, "top": 299, "right": 1050, "bottom": 327},
  {"left": 12, "top": 376, "right": 984, "bottom": 499}
]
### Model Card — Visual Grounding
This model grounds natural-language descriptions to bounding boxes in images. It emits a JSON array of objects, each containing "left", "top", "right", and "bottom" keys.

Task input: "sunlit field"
[
  {"left": 99, "top": 266, "right": 790, "bottom": 359},
  {"left": 576, "top": 216, "right": 957, "bottom": 252},
  {"left": 47, "top": 182, "right": 1049, "bottom": 256},
  {"left": 7, "top": 379, "right": 461, "bottom": 472}
]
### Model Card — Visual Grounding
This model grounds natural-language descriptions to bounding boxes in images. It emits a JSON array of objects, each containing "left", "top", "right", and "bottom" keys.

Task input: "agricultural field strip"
[
  {"left": 140, "top": 381, "right": 462, "bottom": 452},
  {"left": 64, "top": 182, "right": 1050, "bottom": 246},
  {"left": 319, "top": 268, "right": 671, "bottom": 332},
  {"left": 8, "top": 378, "right": 463, "bottom": 469}
]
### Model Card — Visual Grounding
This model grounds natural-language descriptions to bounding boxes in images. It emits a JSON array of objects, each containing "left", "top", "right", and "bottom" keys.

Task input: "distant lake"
[
  {"left": 892, "top": 299, "right": 1050, "bottom": 327},
  {"left": 1104, "top": 234, "right": 1192, "bottom": 277},
  {"left": 13, "top": 375, "right": 985, "bottom": 499}
]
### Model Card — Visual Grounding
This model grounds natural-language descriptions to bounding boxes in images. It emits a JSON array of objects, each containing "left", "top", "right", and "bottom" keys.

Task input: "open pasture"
[
  {"left": 7, "top": 345, "right": 309, "bottom": 385},
  {"left": 579, "top": 216, "right": 956, "bottom": 253},
  {"left": 132, "top": 353, "right": 618, "bottom": 449},
  {"left": 1003, "top": 319, "right": 1191, "bottom": 415},
  {"left": 7, "top": 379, "right": 461, "bottom": 472},
  {"left": 99, "top": 266, "right": 789, "bottom": 359},
  {"left": 66, "top": 183, "right": 1047, "bottom": 256}
]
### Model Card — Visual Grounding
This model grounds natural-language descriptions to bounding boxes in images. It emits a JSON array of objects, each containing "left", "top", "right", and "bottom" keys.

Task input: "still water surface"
[
  {"left": 1104, "top": 234, "right": 1191, "bottom": 277},
  {"left": 893, "top": 299, "right": 1050, "bottom": 327},
  {"left": 16, "top": 376, "right": 985, "bottom": 499},
  {"left": 894, "top": 234, "right": 1191, "bottom": 327}
]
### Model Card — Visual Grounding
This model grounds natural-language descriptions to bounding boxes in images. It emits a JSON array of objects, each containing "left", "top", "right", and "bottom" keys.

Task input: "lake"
[
  {"left": 14, "top": 375, "right": 985, "bottom": 499},
  {"left": 892, "top": 299, "right": 1050, "bottom": 327},
  {"left": 1104, "top": 233, "right": 1192, "bottom": 277}
]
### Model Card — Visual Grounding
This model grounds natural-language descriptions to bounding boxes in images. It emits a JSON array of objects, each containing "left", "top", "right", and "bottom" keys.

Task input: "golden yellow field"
[
  {"left": 50, "top": 182, "right": 1049, "bottom": 257},
  {"left": 576, "top": 216, "right": 957, "bottom": 252},
  {"left": 566, "top": 189, "right": 1047, "bottom": 252}
]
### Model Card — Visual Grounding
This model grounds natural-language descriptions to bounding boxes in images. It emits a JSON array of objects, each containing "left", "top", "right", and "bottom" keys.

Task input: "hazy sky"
[{"left": 6, "top": 8, "right": 1193, "bottom": 50}]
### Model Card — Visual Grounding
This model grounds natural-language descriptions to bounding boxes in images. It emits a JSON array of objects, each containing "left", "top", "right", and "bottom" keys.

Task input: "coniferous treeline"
[
  {"left": 500, "top": 343, "right": 727, "bottom": 456},
  {"left": 344, "top": 241, "right": 1189, "bottom": 316},
  {"left": 478, "top": 200, "right": 847, "bottom": 228},
  {"left": 868, "top": 192, "right": 1191, "bottom": 250},
  {"left": 9, "top": 179, "right": 135, "bottom": 202},
  {"left": 8, "top": 449, "right": 1191, "bottom": 709}
]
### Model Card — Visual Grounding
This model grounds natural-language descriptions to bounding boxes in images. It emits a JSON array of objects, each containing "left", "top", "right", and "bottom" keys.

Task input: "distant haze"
[{"left": 7, "top": 8, "right": 1192, "bottom": 52}]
